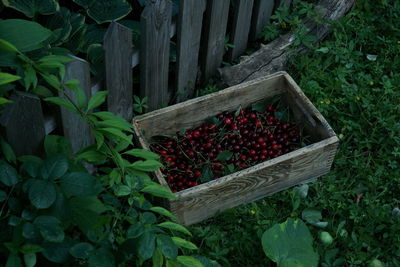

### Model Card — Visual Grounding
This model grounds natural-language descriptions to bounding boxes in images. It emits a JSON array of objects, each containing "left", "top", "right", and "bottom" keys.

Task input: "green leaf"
[
  {"left": 0, "top": 72, "right": 21, "bottom": 85},
  {"left": 40, "top": 73, "right": 61, "bottom": 90},
  {"left": 0, "top": 39, "right": 19, "bottom": 53},
  {"left": 84, "top": 0, "right": 133, "bottom": 24},
  {"left": 0, "top": 136, "right": 16, "bottom": 163},
  {"left": 32, "top": 85, "right": 53, "bottom": 98},
  {"left": 157, "top": 234, "right": 178, "bottom": 260},
  {"left": 261, "top": 218, "right": 319, "bottom": 267},
  {"left": 130, "top": 160, "right": 163, "bottom": 172},
  {"left": 0, "top": 189, "right": 7, "bottom": 202},
  {"left": 252, "top": 102, "right": 266, "bottom": 112},
  {"left": 0, "top": 160, "right": 19, "bottom": 186},
  {"left": 152, "top": 248, "right": 164, "bottom": 267},
  {"left": 124, "top": 148, "right": 159, "bottom": 160},
  {"left": 0, "top": 19, "right": 52, "bottom": 52},
  {"left": 216, "top": 150, "right": 233, "bottom": 161},
  {"left": 87, "top": 90, "right": 108, "bottom": 111},
  {"left": 60, "top": 172, "right": 103, "bottom": 196},
  {"left": 40, "top": 154, "right": 69, "bottom": 180},
  {"left": 44, "top": 135, "right": 72, "bottom": 156},
  {"left": 127, "top": 222, "right": 145, "bottom": 238},
  {"left": 28, "top": 179, "right": 56, "bottom": 209},
  {"left": 150, "top": 206, "right": 177, "bottom": 221},
  {"left": 76, "top": 149, "right": 107, "bottom": 163},
  {"left": 23, "top": 66, "right": 37, "bottom": 90},
  {"left": 115, "top": 185, "right": 131, "bottom": 196},
  {"left": 45, "top": 97, "right": 77, "bottom": 112},
  {"left": 2, "top": 0, "right": 59, "bottom": 18},
  {"left": 200, "top": 166, "right": 213, "bottom": 183},
  {"left": 6, "top": 253, "right": 23, "bottom": 267},
  {"left": 23, "top": 253, "right": 36, "bottom": 267},
  {"left": 157, "top": 222, "right": 191, "bottom": 236},
  {"left": 98, "top": 127, "right": 132, "bottom": 144},
  {"left": 20, "top": 244, "right": 44, "bottom": 254},
  {"left": 141, "top": 184, "right": 176, "bottom": 199},
  {"left": 302, "top": 209, "right": 328, "bottom": 228},
  {"left": 138, "top": 231, "right": 155, "bottom": 260},
  {"left": 41, "top": 238, "right": 74, "bottom": 263},
  {"left": 22, "top": 223, "right": 40, "bottom": 239},
  {"left": 0, "top": 97, "right": 13, "bottom": 105},
  {"left": 88, "top": 246, "right": 115, "bottom": 267},
  {"left": 96, "top": 119, "right": 133, "bottom": 132},
  {"left": 194, "top": 256, "right": 221, "bottom": 267},
  {"left": 177, "top": 256, "right": 204, "bottom": 267},
  {"left": 33, "top": 216, "right": 65, "bottom": 243},
  {"left": 171, "top": 237, "right": 198, "bottom": 250},
  {"left": 69, "top": 242, "right": 94, "bottom": 259}
]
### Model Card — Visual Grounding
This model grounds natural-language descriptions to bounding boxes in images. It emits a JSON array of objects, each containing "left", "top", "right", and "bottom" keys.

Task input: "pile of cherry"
[{"left": 150, "top": 106, "right": 302, "bottom": 192}]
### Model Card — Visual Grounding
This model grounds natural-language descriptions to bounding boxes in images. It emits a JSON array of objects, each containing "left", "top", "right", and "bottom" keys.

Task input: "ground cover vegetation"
[{"left": 191, "top": 0, "right": 400, "bottom": 266}]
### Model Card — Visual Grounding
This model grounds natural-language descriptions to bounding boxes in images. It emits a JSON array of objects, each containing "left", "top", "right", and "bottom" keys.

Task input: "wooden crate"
[{"left": 132, "top": 71, "right": 338, "bottom": 226}]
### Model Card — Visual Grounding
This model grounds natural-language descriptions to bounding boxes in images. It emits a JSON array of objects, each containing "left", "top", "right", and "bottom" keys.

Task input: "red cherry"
[
  {"left": 255, "top": 121, "right": 262, "bottom": 127},
  {"left": 193, "top": 130, "right": 201, "bottom": 138},
  {"left": 224, "top": 118, "right": 232, "bottom": 125}
]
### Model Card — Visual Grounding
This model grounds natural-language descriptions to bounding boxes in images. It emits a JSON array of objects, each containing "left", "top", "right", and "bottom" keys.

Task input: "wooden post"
[
  {"left": 175, "top": 0, "right": 206, "bottom": 102},
  {"left": 275, "top": 0, "right": 292, "bottom": 9},
  {"left": 228, "top": 0, "right": 255, "bottom": 61},
  {"left": 61, "top": 56, "right": 94, "bottom": 154},
  {"left": 140, "top": 0, "right": 172, "bottom": 111},
  {"left": 249, "top": 0, "right": 274, "bottom": 41},
  {"left": 104, "top": 22, "right": 133, "bottom": 120},
  {"left": 200, "top": 0, "right": 230, "bottom": 81},
  {"left": 0, "top": 92, "right": 45, "bottom": 156}
]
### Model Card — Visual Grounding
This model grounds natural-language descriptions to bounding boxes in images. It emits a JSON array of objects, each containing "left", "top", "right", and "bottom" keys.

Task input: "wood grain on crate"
[
  {"left": 104, "top": 22, "right": 133, "bottom": 121},
  {"left": 169, "top": 137, "right": 338, "bottom": 225},
  {"left": 228, "top": 0, "right": 255, "bottom": 61},
  {"left": 133, "top": 71, "right": 339, "bottom": 226},
  {"left": 140, "top": 0, "right": 172, "bottom": 111}
]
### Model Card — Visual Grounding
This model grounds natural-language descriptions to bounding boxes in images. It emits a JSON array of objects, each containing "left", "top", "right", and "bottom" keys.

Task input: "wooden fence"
[{"left": 0, "top": 0, "right": 291, "bottom": 156}]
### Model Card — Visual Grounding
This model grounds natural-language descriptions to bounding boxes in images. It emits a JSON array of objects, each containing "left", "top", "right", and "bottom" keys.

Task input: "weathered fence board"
[
  {"left": 61, "top": 56, "right": 94, "bottom": 154},
  {"left": 249, "top": 0, "right": 274, "bottom": 41},
  {"left": 175, "top": 0, "right": 206, "bottom": 102},
  {"left": 276, "top": 0, "right": 292, "bottom": 9},
  {"left": 200, "top": 0, "right": 230, "bottom": 81},
  {"left": 104, "top": 22, "right": 133, "bottom": 120},
  {"left": 140, "top": 0, "right": 172, "bottom": 111},
  {"left": 0, "top": 92, "right": 45, "bottom": 156},
  {"left": 228, "top": 0, "right": 255, "bottom": 61}
]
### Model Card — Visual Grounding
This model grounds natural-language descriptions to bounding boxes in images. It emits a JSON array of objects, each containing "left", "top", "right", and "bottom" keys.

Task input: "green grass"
[{"left": 189, "top": 1, "right": 400, "bottom": 266}]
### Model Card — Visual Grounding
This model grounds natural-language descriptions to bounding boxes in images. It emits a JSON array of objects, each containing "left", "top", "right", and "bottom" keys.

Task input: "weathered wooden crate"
[{"left": 132, "top": 71, "right": 338, "bottom": 225}]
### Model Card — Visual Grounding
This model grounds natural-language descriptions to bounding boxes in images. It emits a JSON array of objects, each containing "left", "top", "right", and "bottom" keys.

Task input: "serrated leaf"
[
  {"left": 28, "top": 179, "right": 56, "bottom": 209},
  {"left": 76, "top": 149, "right": 107, "bottom": 163},
  {"left": 127, "top": 222, "right": 145, "bottom": 238},
  {"left": 171, "top": 237, "right": 198, "bottom": 250},
  {"left": 33, "top": 216, "right": 64, "bottom": 243},
  {"left": 0, "top": 160, "right": 19, "bottom": 186},
  {"left": 200, "top": 166, "right": 213, "bottom": 183},
  {"left": 69, "top": 242, "right": 94, "bottom": 259},
  {"left": 157, "top": 222, "right": 191, "bottom": 236},
  {"left": 141, "top": 184, "right": 176, "bottom": 199},
  {"left": 157, "top": 234, "right": 178, "bottom": 260},
  {"left": 87, "top": 90, "right": 108, "bottom": 111},
  {"left": 98, "top": 127, "right": 132, "bottom": 144},
  {"left": 150, "top": 206, "right": 177, "bottom": 221},
  {"left": 95, "top": 119, "right": 133, "bottom": 132},
  {"left": 138, "top": 231, "right": 156, "bottom": 260},
  {"left": 115, "top": 185, "right": 131, "bottom": 196},
  {"left": 40, "top": 154, "right": 69, "bottom": 180},
  {"left": 130, "top": 160, "right": 163, "bottom": 172},
  {"left": 124, "top": 148, "right": 159, "bottom": 160},
  {"left": 177, "top": 256, "right": 204, "bottom": 267},
  {"left": 216, "top": 150, "right": 233, "bottom": 161},
  {"left": 60, "top": 172, "right": 103, "bottom": 196}
]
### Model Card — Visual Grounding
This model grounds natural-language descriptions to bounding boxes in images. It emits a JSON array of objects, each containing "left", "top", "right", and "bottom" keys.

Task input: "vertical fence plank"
[
  {"left": 61, "top": 56, "right": 94, "bottom": 154},
  {"left": 275, "top": 0, "right": 292, "bottom": 9},
  {"left": 140, "top": 0, "right": 172, "bottom": 111},
  {"left": 104, "top": 22, "right": 133, "bottom": 120},
  {"left": 249, "top": 0, "right": 274, "bottom": 41},
  {"left": 176, "top": 0, "right": 206, "bottom": 102},
  {"left": 228, "top": 0, "right": 255, "bottom": 61},
  {"left": 200, "top": 0, "right": 230, "bottom": 81},
  {"left": 0, "top": 92, "right": 45, "bottom": 156}
]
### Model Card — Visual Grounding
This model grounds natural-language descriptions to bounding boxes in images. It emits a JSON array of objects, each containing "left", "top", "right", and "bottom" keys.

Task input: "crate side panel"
[
  {"left": 171, "top": 141, "right": 338, "bottom": 225},
  {"left": 137, "top": 75, "right": 286, "bottom": 139}
]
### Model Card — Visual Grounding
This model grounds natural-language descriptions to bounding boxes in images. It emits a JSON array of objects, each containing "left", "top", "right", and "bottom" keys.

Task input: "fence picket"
[
  {"left": 61, "top": 56, "right": 94, "bottom": 154},
  {"left": 228, "top": 0, "right": 255, "bottom": 61},
  {"left": 140, "top": 0, "right": 172, "bottom": 111},
  {"left": 176, "top": 0, "right": 206, "bottom": 102},
  {"left": 104, "top": 22, "right": 133, "bottom": 120},
  {"left": 249, "top": 0, "right": 274, "bottom": 41},
  {"left": 276, "top": 0, "right": 292, "bottom": 9},
  {"left": 200, "top": 0, "right": 230, "bottom": 81},
  {"left": 0, "top": 92, "right": 45, "bottom": 156}
]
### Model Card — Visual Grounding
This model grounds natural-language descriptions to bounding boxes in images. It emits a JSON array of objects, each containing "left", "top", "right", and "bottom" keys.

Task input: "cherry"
[{"left": 224, "top": 118, "right": 232, "bottom": 125}]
